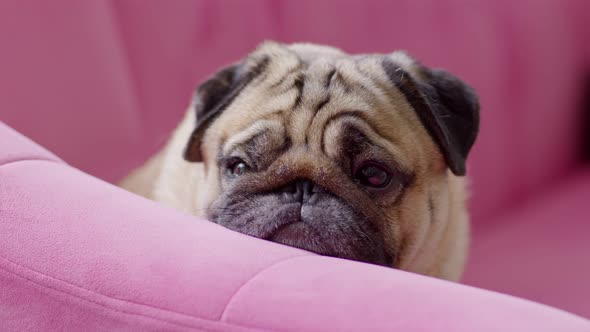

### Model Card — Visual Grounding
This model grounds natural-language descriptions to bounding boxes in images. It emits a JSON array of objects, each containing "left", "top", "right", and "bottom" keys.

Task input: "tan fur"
[{"left": 120, "top": 42, "right": 472, "bottom": 281}]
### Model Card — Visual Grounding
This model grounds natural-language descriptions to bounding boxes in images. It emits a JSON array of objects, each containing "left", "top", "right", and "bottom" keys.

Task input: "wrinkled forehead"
[
  {"left": 222, "top": 42, "right": 420, "bottom": 121},
  {"left": 209, "top": 42, "right": 432, "bottom": 169}
]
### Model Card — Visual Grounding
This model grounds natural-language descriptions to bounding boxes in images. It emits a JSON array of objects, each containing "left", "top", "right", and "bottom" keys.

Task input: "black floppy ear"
[
  {"left": 417, "top": 69, "right": 480, "bottom": 175},
  {"left": 383, "top": 59, "right": 480, "bottom": 176},
  {"left": 183, "top": 57, "right": 269, "bottom": 162}
]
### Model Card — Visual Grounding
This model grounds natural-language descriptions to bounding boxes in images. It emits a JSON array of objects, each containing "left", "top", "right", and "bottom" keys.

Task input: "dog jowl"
[{"left": 120, "top": 42, "right": 479, "bottom": 281}]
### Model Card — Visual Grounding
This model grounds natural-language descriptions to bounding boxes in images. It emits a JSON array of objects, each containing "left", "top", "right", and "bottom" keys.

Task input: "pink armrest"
[{"left": 1, "top": 121, "right": 588, "bottom": 331}]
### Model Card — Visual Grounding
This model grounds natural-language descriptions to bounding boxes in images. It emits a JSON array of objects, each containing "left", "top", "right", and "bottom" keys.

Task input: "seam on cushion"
[
  {"left": 219, "top": 255, "right": 311, "bottom": 323},
  {"left": 0, "top": 255, "right": 270, "bottom": 332},
  {"left": 0, "top": 157, "right": 61, "bottom": 168}
]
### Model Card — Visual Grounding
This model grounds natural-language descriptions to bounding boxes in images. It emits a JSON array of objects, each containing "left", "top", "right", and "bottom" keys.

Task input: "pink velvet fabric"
[
  {"left": 1, "top": 0, "right": 590, "bottom": 328},
  {"left": 1, "top": 122, "right": 588, "bottom": 331}
]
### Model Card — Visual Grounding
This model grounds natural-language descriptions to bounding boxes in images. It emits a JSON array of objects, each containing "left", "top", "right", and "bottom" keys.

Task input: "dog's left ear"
[
  {"left": 418, "top": 68, "right": 480, "bottom": 176},
  {"left": 383, "top": 58, "right": 480, "bottom": 176},
  {"left": 183, "top": 57, "right": 269, "bottom": 162}
]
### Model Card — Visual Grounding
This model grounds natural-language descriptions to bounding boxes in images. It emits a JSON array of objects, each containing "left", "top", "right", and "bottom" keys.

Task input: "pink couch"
[
  {"left": 1, "top": 0, "right": 589, "bottom": 329},
  {"left": 2, "top": 122, "right": 589, "bottom": 331}
]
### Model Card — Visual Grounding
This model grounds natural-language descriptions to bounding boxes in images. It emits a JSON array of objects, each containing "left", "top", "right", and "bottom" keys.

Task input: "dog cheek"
[{"left": 390, "top": 188, "right": 434, "bottom": 269}]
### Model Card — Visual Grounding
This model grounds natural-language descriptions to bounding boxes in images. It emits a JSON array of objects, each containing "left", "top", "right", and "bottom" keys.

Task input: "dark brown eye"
[
  {"left": 355, "top": 163, "right": 391, "bottom": 188},
  {"left": 226, "top": 158, "right": 249, "bottom": 177}
]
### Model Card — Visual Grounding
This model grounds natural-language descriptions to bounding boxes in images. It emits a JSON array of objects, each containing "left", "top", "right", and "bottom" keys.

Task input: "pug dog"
[{"left": 120, "top": 42, "right": 479, "bottom": 281}]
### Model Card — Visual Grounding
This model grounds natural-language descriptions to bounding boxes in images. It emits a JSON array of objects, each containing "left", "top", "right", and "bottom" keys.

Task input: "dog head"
[{"left": 181, "top": 42, "right": 479, "bottom": 270}]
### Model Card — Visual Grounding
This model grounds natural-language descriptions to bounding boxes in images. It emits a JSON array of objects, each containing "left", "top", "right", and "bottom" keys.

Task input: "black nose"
[{"left": 278, "top": 179, "right": 324, "bottom": 203}]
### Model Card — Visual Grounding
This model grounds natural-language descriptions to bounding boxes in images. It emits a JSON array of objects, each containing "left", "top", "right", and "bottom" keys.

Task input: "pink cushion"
[
  {"left": 0, "top": 122, "right": 60, "bottom": 165},
  {"left": 464, "top": 167, "right": 590, "bottom": 319},
  {"left": 2, "top": 123, "right": 589, "bottom": 330}
]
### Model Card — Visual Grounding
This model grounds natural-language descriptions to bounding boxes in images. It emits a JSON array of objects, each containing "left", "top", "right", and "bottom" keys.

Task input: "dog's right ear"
[{"left": 183, "top": 57, "right": 269, "bottom": 162}]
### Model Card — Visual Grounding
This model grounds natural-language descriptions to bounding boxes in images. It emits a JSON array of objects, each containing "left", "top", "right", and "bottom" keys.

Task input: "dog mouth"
[
  {"left": 260, "top": 204, "right": 388, "bottom": 265},
  {"left": 260, "top": 203, "right": 336, "bottom": 255},
  {"left": 266, "top": 220, "right": 339, "bottom": 257},
  {"left": 210, "top": 192, "right": 390, "bottom": 266}
]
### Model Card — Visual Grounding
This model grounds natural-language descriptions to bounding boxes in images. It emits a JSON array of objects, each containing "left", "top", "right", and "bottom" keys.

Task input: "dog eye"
[
  {"left": 226, "top": 158, "right": 249, "bottom": 177},
  {"left": 355, "top": 163, "right": 391, "bottom": 188}
]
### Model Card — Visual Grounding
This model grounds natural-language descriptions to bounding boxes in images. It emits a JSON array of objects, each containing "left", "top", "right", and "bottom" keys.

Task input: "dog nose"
[{"left": 278, "top": 179, "right": 323, "bottom": 203}]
